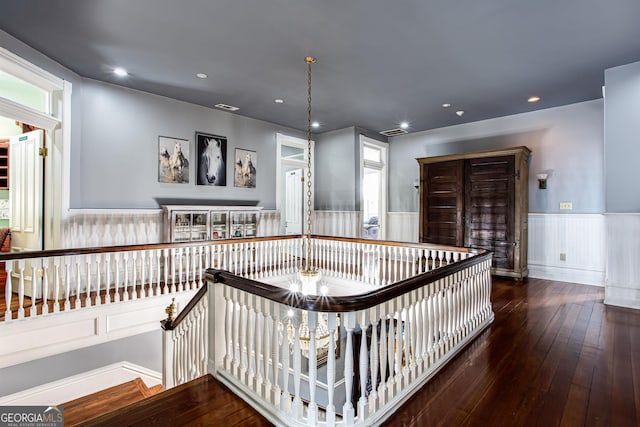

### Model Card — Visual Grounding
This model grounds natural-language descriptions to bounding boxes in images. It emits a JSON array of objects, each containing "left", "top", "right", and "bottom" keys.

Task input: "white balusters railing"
[
  {"left": 176, "top": 238, "right": 494, "bottom": 427},
  {"left": 1, "top": 236, "right": 302, "bottom": 323},
  {"left": 162, "top": 292, "right": 209, "bottom": 389}
]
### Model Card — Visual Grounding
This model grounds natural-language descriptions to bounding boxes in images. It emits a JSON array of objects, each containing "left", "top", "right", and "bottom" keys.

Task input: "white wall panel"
[
  {"left": 605, "top": 214, "right": 640, "bottom": 309},
  {"left": 528, "top": 214, "right": 605, "bottom": 286}
]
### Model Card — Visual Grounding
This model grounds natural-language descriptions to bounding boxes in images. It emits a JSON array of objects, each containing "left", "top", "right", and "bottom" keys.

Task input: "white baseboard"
[
  {"left": 605, "top": 283, "right": 640, "bottom": 310},
  {"left": 528, "top": 263, "right": 604, "bottom": 287},
  {"left": 0, "top": 361, "right": 161, "bottom": 405}
]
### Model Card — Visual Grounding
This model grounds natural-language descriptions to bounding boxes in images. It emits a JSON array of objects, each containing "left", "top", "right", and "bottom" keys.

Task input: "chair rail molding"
[{"left": 604, "top": 213, "right": 640, "bottom": 309}]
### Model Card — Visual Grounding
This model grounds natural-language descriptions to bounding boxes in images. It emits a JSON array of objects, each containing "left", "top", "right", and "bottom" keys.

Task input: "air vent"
[
  {"left": 380, "top": 128, "right": 408, "bottom": 137},
  {"left": 214, "top": 103, "right": 240, "bottom": 111}
]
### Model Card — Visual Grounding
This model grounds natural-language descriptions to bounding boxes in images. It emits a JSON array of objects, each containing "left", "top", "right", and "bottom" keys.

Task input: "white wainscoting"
[
  {"left": 0, "top": 362, "right": 161, "bottom": 405},
  {"left": 528, "top": 213, "right": 605, "bottom": 286},
  {"left": 604, "top": 213, "right": 640, "bottom": 309},
  {"left": 257, "top": 210, "right": 280, "bottom": 237},
  {"left": 386, "top": 212, "right": 419, "bottom": 243},
  {"left": 62, "top": 209, "right": 282, "bottom": 248},
  {"left": 312, "top": 211, "right": 362, "bottom": 238},
  {"left": 0, "top": 290, "right": 197, "bottom": 369},
  {"left": 386, "top": 212, "right": 606, "bottom": 287},
  {"left": 63, "top": 209, "right": 163, "bottom": 248}
]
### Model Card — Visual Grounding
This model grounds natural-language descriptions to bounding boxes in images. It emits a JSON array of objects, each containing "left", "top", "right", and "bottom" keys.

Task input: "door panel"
[
  {"left": 285, "top": 169, "right": 303, "bottom": 234},
  {"left": 9, "top": 130, "right": 44, "bottom": 298},
  {"left": 465, "top": 155, "right": 515, "bottom": 270},
  {"left": 421, "top": 160, "right": 464, "bottom": 246}
]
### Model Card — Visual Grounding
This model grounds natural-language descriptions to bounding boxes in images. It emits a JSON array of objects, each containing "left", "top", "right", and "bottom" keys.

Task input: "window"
[{"left": 360, "top": 136, "right": 387, "bottom": 240}]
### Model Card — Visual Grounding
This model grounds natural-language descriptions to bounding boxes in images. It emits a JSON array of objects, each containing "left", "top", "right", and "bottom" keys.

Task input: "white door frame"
[
  {"left": 276, "top": 133, "right": 315, "bottom": 235},
  {"left": 359, "top": 135, "right": 388, "bottom": 240},
  {"left": 0, "top": 46, "right": 71, "bottom": 249}
]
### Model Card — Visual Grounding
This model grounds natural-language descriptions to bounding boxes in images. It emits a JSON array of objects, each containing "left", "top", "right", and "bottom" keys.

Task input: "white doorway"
[
  {"left": 276, "top": 133, "right": 314, "bottom": 235},
  {"left": 360, "top": 136, "right": 388, "bottom": 240},
  {"left": 285, "top": 169, "right": 303, "bottom": 234},
  {"left": 10, "top": 129, "right": 45, "bottom": 252}
]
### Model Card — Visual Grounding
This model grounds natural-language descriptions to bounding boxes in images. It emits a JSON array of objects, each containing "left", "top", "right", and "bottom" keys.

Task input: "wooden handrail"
[
  {"left": 205, "top": 249, "right": 492, "bottom": 313},
  {"left": 0, "top": 234, "right": 301, "bottom": 261},
  {"left": 161, "top": 284, "right": 209, "bottom": 331},
  {"left": 0, "top": 234, "right": 475, "bottom": 262}
]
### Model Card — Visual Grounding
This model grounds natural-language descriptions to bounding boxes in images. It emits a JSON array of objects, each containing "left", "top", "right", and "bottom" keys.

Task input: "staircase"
[
  {"left": 62, "top": 378, "right": 162, "bottom": 426},
  {"left": 75, "top": 375, "right": 272, "bottom": 426}
]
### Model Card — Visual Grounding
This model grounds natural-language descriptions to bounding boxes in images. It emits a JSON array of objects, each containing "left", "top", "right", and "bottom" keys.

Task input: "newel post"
[{"left": 161, "top": 298, "right": 177, "bottom": 390}]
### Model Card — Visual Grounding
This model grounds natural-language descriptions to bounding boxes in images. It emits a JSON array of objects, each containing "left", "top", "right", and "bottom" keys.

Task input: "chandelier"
[{"left": 287, "top": 56, "right": 333, "bottom": 360}]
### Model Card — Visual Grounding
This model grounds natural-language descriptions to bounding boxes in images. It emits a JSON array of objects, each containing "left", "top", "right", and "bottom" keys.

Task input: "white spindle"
[
  {"left": 369, "top": 307, "right": 379, "bottom": 413},
  {"left": 280, "top": 313, "right": 291, "bottom": 412},
  {"left": 326, "top": 313, "right": 337, "bottom": 426},
  {"left": 75, "top": 257, "right": 82, "bottom": 308},
  {"left": 29, "top": 263, "right": 37, "bottom": 317},
  {"left": 292, "top": 311, "right": 303, "bottom": 420},
  {"left": 358, "top": 310, "right": 369, "bottom": 422},
  {"left": 17, "top": 259, "right": 25, "bottom": 319},
  {"left": 84, "top": 255, "right": 92, "bottom": 308},
  {"left": 53, "top": 258, "right": 61, "bottom": 313},
  {"left": 4, "top": 260, "right": 13, "bottom": 321},
  {"left": 262, "top": 301, "right": 271, "bottom": 399},
  {"left": 64, "top": 259, "right": 71, "bottom": 310},
  {"left": 343, "top": 312, "right": 356, "bottom": 425},
  {"left": 95, "top": 256, "right": 101, "bottom": 306},
  {"left": 105, "top": 253, "right": 112, "bottom": 304},
  {"left": 270, "top": 301, "right": 281, "bottom": 406},
  {"left": 123, "top": 252, "right": 130, "bottom": 301},
  {"left": 307, "top": 311, "right": 318, "bottom": 424}
]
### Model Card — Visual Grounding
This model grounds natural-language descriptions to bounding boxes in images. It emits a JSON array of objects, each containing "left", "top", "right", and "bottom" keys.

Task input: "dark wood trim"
[
  {"left": 161, "top": 284, "right": 209, "bottom": 331},
  {"left": 0, "top": 235, "right": 478, "bottom": 262},
  {"left": 310, "top": 234, "right": 475, "bottom": 253},
  {"left": 205, "top": 250, "right": 491, "bottom": 312},
  {"left": 0, "top": 234, "right": 301, "bottom": 262}
]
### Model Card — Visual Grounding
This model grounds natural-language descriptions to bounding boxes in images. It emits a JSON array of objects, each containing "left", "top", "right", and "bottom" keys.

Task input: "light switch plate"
[{"left": 559, "top": 202, "right": 573, "bottom": 210}]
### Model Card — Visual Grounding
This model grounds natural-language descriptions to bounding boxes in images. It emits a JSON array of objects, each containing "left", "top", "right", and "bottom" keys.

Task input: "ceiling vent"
[
  {"left": 380, "top": 128, "right": 408, "bottom": 137},
  {"left": 214, "top": 103, "right": 240, "bottom": 111}
]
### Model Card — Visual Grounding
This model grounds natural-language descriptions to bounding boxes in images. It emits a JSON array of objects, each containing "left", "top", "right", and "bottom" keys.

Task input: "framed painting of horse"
[
  {"left": 158, "top": 136, "right": 189, "bottom": 183},
  {"left": 234, "top": 148, "right": 257, "bottom": 188},
  {"left": 196, "top": 132, "right": 227, "bottom": 186}
]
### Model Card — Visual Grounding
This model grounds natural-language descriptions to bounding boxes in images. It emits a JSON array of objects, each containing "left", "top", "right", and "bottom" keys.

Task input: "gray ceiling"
[{"left": 2, "top": 0, "right": 640, "bottom": 135}]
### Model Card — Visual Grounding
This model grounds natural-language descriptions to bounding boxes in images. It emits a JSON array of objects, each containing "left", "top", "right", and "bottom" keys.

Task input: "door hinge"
[
  {"left": 39, "top": 147, "right": 48, "bottom": 157},
  {"left": 515, "top": 169, "right": 520, "bottom": 179}
]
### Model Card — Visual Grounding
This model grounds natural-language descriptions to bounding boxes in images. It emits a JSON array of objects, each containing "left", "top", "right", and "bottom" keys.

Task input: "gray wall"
[
  {"left": 314, "top": 126, "right": 387, "bottom": 211},
  {"left": 389, "top": 99, "right": 605, "bottom": 213},
  {"left": 315, "top": 127, "right": 358, "bottom": 210},
  {"left": 0, "top": 331, "right": 161, "bottom": 397},
  {"left": 604, "top": 61, "right": 640, "bottom": 212},
  {"left": 79, "top": 79, "right": 305, "bottom": 209}
]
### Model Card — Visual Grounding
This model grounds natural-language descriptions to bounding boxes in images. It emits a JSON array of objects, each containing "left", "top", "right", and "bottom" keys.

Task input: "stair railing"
[{"left": 162, "top": 236, "right": 493, "bottom": 426}]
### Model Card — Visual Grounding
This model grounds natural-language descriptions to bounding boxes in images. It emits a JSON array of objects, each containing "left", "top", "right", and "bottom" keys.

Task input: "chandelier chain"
[{"left": 305, "top": 57, "right": 313, "bottom": 270}]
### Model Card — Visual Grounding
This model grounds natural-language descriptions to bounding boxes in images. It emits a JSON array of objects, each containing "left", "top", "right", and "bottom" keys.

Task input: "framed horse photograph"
[
  {"left": 234, "top": 148, "right": 257, "bottom": 188},
  {"left": 196, "top": 132, "right": 227, "bottom": 186},
  {"left": 158, "top": 136, "right": 189, "bottom": 183}
]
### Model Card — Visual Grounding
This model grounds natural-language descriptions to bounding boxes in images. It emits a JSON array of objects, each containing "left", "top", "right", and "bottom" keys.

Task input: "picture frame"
[
  {"left": 234, "top": 148, "right": 257, "bottom": 188},
  {"left": 158, "top": 136, "right": 189, "bottom": 183},
  {"left": 196, "top": 132, "right": 227, "bottom": 186}
]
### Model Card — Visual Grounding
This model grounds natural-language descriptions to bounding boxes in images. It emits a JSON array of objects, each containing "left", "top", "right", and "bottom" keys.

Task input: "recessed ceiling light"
[
  {"left": 274, "top": 98, "right": 284, "bottom": 104},
  {"left": 456, "top": 110, "right": 465, "bottom": 116},
  {"left": 400, "top": 122, "right": 409, "bottom": 129},
  {"left": 442, "top": 103, "right": 451, "bottom": 108},
  {"left": 196, "top": 73, "right": 208, "bottom": 79},
  {"left": 113, "top": 67, "right": 128, "bottom": 77},
  {"left": 528, "top": 96, "right": 541, "bottom": 103},
  {"left": 311, "top": 121, "right": 320, "bottom": 128}
]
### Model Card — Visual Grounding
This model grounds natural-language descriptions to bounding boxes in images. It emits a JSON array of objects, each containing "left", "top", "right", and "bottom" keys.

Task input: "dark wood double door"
[{"left": 421, "top": 155, "right": 516, "bottom": 271}]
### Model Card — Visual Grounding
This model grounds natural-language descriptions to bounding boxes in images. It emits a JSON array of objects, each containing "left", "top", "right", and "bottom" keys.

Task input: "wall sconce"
[{"left": 536, "top": 173, "right": 548, "bottom": 189}]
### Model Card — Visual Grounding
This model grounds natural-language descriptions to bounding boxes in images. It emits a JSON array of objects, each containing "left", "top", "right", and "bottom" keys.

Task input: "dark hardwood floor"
[
  {"left": 5, "top": 277, "right": 639, "bottom": 426},
  {"left": 383, "top": 277, "right": 640, "bottom": 427},
  {"left": 77, "top": 375, "right": 272, "bottom": 427}
]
